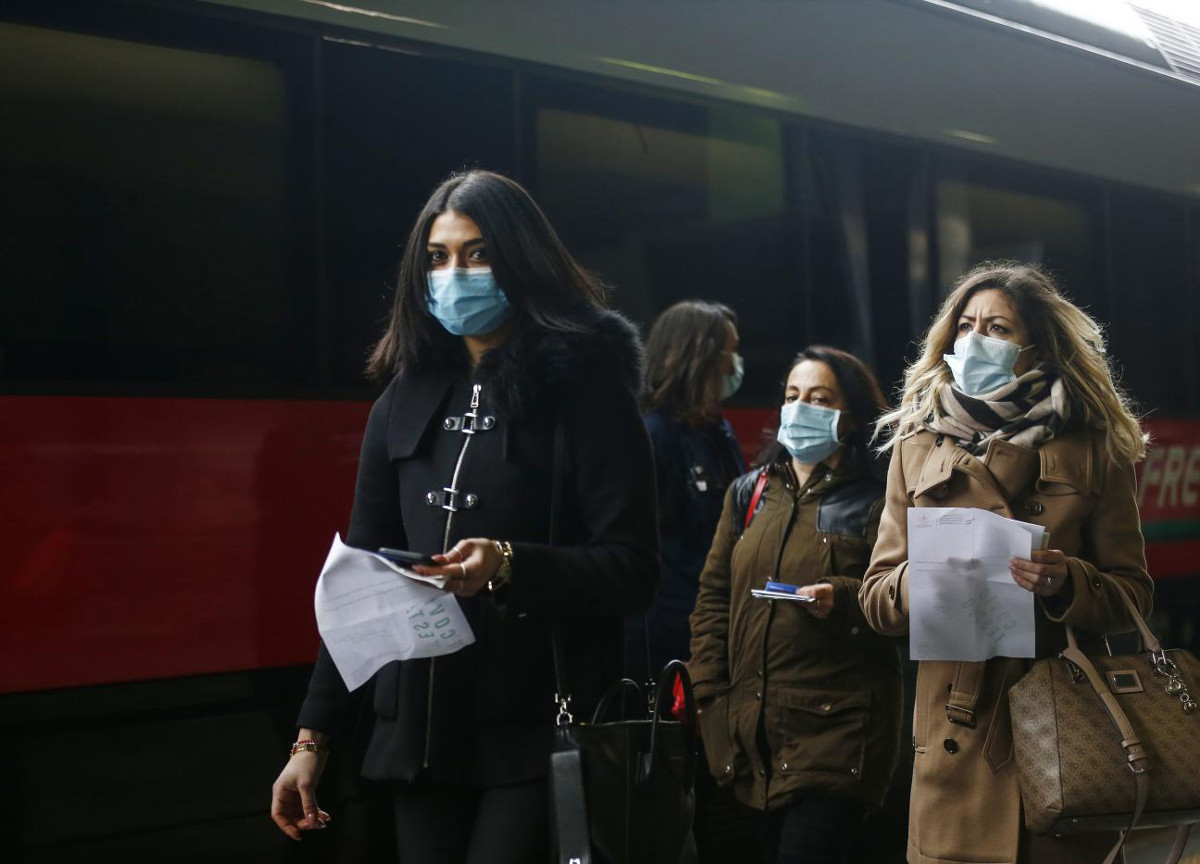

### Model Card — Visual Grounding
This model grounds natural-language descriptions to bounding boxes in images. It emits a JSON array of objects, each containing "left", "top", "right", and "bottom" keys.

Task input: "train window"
[
  {"left": 0, "top": 19, "right": 313, "bottom": 393},
  {"left": 793, "top": 130, "right": 927, "bottom": 391},
  {"left": 934, "top": 170, "right": 1102, "bottom": 318},
  {"left": 527, "top": 78, "right": 800, "bottom": 405},
  {"left": 1107, "top": 193, "right": 1191, "bottom": 413},
  {"left": 322, "top": 41, "right": 517, "bottom": 390}
]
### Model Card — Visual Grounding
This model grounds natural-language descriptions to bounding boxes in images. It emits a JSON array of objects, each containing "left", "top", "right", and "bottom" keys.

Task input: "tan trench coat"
[
  {"left": 859, "top": 426, "right": 1153, "bottom": 864},
  {"left": 690, "top": 459, "right": 903, "bottom": 813}
]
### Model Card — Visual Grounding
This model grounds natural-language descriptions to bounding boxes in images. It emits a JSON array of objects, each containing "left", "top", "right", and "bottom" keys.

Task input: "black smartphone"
[{"left": 377, "top": 547, "right": 437, "bottom": 567}]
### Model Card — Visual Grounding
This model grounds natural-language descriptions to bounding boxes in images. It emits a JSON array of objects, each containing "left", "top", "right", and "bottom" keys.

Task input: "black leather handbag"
[
  {"left": 549, "top": 656, "right": 699, "bottom": 864},
  {"left": 545, "top": 419, "right": 698, "bottom": 864}
]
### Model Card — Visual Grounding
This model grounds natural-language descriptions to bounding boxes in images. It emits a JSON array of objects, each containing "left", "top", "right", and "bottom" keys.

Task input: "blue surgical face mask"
[
  {"left": 720, "top": 352, "right": 744, "bottom": 401},
  {"left": 777, "top": 400, "right": 841, "bottom": 464},
  {"left": 943, "top": 331, "right": 1034, "bottom": 397},
  {"left": 426, "top": 267, "right": 512, "bottom": 336}
]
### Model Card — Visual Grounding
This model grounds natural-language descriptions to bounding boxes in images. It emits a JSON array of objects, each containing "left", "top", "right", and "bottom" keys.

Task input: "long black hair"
[
  {"left": 368, "top": 170, "right": 609, "bottom": 380},
  {"left": 757, "top": 345, "right": 889, "bottom": 479}
]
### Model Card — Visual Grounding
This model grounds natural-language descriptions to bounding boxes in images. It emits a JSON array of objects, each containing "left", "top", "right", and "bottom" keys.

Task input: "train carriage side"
[{"left": 1, "top": 0, "right": 1198, "bottom": 860}]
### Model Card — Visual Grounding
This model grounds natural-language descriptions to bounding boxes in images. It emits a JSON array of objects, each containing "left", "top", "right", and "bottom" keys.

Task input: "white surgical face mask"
[
  {"left": 944, "top": 331, "right": 1034, "bottom": 396},
  {"left": 720, "top": 352, "right": 744, "bottom": 401},
  {"left": 777, "top": 400, "right": 841, "bottom": 464},
  {"left": 426, "top": 267, "right": 512, "bottom": 336}
]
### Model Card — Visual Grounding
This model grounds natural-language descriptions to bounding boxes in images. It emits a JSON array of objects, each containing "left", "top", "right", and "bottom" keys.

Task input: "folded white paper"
[
  {"left": 907, "top": 508, "right": 1045, "bottom": 661},
  {"left": 314, "top": 533, "right": 475, "bottom": 690}
]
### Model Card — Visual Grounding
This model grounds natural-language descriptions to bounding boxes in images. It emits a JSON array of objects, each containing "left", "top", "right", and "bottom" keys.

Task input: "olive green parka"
[{"left": 689, "top": 457, "right": 903, "bottom": 812}]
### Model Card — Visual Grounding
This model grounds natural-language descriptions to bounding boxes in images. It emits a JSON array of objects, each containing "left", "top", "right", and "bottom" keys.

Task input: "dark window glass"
[
  {"left": 528, "top": 77, "right": 800, "bottom": 406},
  {"left": 0, "top": 17, "right": 314, "bottom": 393},
  {"left": 799, "top": 131, "right": 927, "bottom": 394},
  {"left": 1108, "top": 193, "right": 1191, "bottom": 413},
  {"left": 934, "top": 165, "right": 1103, "bottom": 319},
  {"left": 322, "top": 41, "right": 516, "bottom": 391}
]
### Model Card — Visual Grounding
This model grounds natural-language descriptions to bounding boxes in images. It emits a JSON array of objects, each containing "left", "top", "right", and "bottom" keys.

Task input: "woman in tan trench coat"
[
  {"left": 691, "top": 346, "right": 903, "bottom": 864},
  {"left": 859, "top": 263, "right": 1153, "bottom": 864}
]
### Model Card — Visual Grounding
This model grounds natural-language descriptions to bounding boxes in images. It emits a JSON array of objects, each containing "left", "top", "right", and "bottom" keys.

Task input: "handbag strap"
[
  {"left": 547, "top": 416, "right": 573, "bottom": 722},
  {"left": 1059, "top": 590, "right": 1193, "bottom": 864},
  {"left": 544, "top": 417, "right": 593, "bottom": 864}
]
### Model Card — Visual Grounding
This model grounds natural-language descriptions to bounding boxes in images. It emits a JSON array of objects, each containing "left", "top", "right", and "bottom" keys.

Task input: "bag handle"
[
  {"left": 1059, "top": 589, "right": 1193, "bottom": 864},
  {"left": 591, "top": 678, "right": 644, "bottom": 724},
  {"left": 637, "top": 660, "right": 698, "bottom": 785},
  {"left": 547, "top": 418, "right": 574, "bottom": 724}
]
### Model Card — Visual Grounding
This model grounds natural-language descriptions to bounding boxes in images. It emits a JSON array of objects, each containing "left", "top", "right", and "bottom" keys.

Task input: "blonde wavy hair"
[{"left": 875, "top": 262, "right": 1146, "bottom": 463}]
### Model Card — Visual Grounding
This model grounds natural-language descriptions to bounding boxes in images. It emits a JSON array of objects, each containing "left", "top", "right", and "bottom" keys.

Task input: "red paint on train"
[
  {"left": 2, "top": 398, "right": 1197, "bottom": 695},
  {"left": 0, "top": 396, "right": 365, "bottom": 694}
]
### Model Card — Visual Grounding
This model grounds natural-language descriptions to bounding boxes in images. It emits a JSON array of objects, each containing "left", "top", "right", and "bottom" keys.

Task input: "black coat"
[
  {"left": 298, "top": 310, "right": 659, "bottom": 786},
  {"left": 626, "top": 411, "right": 745, "bottom": 681}
]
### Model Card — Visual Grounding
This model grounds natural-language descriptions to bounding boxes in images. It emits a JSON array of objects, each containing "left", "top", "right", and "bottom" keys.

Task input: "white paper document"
[
  {"left": 314, "top": 534, "right": 475, "bottom": 691},
  {"left": 907, "top": 508, "right": 1046, "bottom": 661}
]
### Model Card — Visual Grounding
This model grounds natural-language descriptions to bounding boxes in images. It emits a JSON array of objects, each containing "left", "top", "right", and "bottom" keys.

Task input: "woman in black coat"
[{"left": 270, "top": 170, "right": 659, "bottom": 863}]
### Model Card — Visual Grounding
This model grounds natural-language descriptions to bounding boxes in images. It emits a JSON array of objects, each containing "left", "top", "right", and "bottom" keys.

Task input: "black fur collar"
[{"left": 473, "top": 308, "right": 644, "bottom": 419}]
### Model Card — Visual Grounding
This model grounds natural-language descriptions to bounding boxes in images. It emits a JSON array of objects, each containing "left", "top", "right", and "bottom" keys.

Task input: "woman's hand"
[
  {"left": 1010, "top": 549, "right": 1069, "bottom": 597},
  {"left": 414, "top": 538, "right": 502, "bottom": 597},
  {"left": 797, "top": 583, "right": 835, "bottom": 619},
  {"left": 270, "top": 743, "right": 330, "bottom": 840}
]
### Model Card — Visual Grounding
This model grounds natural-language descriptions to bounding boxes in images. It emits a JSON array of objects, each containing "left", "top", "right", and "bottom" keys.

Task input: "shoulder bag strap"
[
  {"left": 1059, "top": 591, "right": 1191, "bottom": 864},
  {"left": 545, "top": 416, "right": 592, "bottom": 864},
  {"left": 744, "top": 468, "right": 769, "bottom": 531}
]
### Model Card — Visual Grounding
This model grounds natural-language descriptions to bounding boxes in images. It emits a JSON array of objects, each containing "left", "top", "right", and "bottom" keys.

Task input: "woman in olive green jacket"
[{"left": 689, "top": 346, "right": 903, "bottom": 864}]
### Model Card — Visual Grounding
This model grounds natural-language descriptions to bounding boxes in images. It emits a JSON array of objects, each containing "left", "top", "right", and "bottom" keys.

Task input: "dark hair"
[
  {"left": 642, "top": 301, "right": 738, "bottom": 425},
  {"left": 757, "top": 345, "right": 889, "bottom": 478},
  {"left": 367, "top": 170, "right": 609, "bottom": 380}
]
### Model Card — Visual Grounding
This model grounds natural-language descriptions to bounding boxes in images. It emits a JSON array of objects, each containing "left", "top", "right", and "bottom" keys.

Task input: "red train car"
[{"left": 2, "top": 0, "right": 1198, "bottom": 860}]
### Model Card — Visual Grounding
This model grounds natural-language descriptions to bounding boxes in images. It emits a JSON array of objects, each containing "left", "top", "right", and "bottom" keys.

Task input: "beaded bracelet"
[{"left": 290, "top": 739, "right": 321, "bottom": 756}]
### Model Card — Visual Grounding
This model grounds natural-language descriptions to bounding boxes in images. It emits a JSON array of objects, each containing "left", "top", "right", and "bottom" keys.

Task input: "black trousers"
[
  {"left": 761, "top": 795, "right": 864, "bottom": 864},
  {"left": 393, "top": 778, "right": 548, "bottom": 864}
]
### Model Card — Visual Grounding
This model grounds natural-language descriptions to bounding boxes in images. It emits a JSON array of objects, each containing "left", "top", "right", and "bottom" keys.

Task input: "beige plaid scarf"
[{"left": 925, "top": 367, "right": 1071, "bottom": 455}]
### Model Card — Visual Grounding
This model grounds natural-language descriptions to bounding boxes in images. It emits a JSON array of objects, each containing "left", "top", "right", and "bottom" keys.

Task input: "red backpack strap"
[{"left": 744, "top": 468, "right": 769, "bottom": 531}]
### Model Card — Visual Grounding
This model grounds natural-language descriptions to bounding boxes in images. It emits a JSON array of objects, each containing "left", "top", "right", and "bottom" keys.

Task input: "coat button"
[
  {"left": 824, "top": 474, "right": 833, "bottom": 482},
  {"left": 724, "top": 765, "right": 733, "bottom": 775},
  {"left": 756, "top": 691, "right": 762, "bottom": 700},
  {"left": 850, "top": 626, "right": 859, "bottom": 636},
  {"left": 425, "top": 491, "right": 438, "bottom": 505},
  {"left": 944, "top": 738, "right": 959, "bottom": 754},
  {"left": 822, "top": 537, "right": 828, "bottom": 544},
  {"left": 1092, "top": 578, "right": 1102, "bottom": 589},
  {"left": 482, "top": 416, "right": 495, "bottom": 430},
  {"left": 464, "top": 494, "right": 479, "bottom": 508},
  {"left": 1024, "top": 501, "right": 1044, "bottom": 515},
  {"left": 756, "top": 669, "right": 763, "bottom": 678},
  {"left": 442, "top": 417, "right": 456, "bottom": 430},
  {"left": 821, "top": 703, "right": 832, "bottom": 712},
  {"left": 781, "top": 762, "right": 789, "bottom": 771},
  {"left": 849, "top": 767, "right": 859, "bottom": 776}
]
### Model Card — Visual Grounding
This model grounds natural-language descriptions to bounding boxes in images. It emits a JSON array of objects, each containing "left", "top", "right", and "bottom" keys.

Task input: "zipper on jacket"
[
  {"left": 424, "top": 382, "right": 482, "bottom": 769},
  {"left": 758, "top": 484, "right": 800, "bottom": 795}
]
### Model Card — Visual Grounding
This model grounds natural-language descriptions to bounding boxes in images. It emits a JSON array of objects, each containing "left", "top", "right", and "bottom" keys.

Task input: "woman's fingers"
[
  {"left": 1010, "top": 549, "right": 1067, "bottom": 595},
  {"left": 270, "top": 785, "right": 303, "bottom": 840},
  {"left": 797, "top": 584, "right": 835, "bottom": 619}
]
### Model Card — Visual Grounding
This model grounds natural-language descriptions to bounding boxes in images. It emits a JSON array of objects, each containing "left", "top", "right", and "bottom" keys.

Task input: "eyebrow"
[
  {"left": 959, "top": 313, "right": 1012, "bottom": 323},
  {"left": 427, "top": 238, "right": 485, "bottom": 248}
]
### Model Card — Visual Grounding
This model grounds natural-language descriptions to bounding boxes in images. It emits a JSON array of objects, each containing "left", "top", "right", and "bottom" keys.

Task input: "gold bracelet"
[
  {"left": 290, "top": 739, "right": 321, "bottom": 756},
  {"left": 489, "top": 540, "right": 514, "bottom": 592}
]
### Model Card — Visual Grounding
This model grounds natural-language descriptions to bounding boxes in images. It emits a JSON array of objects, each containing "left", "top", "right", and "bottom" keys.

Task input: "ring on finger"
[{"left": 458, "top": 562, "right": 467, "bottom": 581}]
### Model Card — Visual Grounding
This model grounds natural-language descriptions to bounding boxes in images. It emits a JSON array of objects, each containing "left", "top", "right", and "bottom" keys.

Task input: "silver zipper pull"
[{"left": 470, "top": 383, "right": 481, "bottom": 409}]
